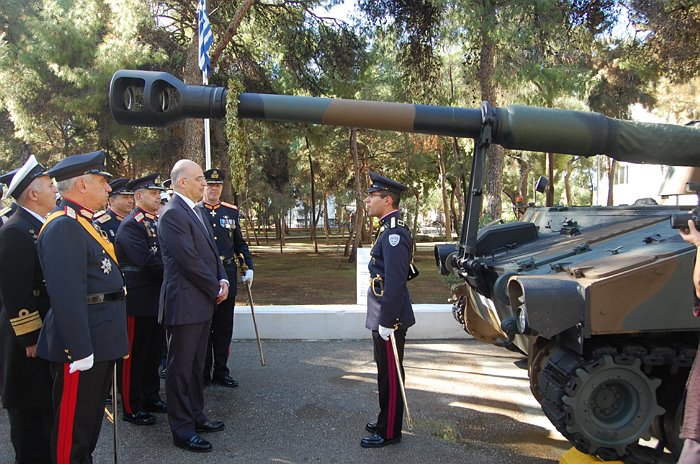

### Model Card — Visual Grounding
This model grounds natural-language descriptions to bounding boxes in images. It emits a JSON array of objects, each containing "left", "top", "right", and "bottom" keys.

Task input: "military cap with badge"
[
  {"left": 47, "top": 150, "right": 113, "bottom": 182},
  {"left": 4, "top": 155, "right": 49, "bottom": 200},
  {"left": 0, "top": 167, "right": 20, "bottom": 221},
  {"left": 126, "top": 173, "right": 164, "bottom": 192},
  {"left": 204, "top": 168, "right": 225, "bottom": 184},
  {"left": 108, "top": 178, "right": 133, "bottom": 197},
  {"left": 367, "top": 172, "right": 409, "bottom": 196}
]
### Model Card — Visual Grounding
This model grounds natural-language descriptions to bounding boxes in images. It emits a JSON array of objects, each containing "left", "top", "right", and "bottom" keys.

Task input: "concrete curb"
[{"left": 232, "top": 303, "right": 470, "bottom": 340}]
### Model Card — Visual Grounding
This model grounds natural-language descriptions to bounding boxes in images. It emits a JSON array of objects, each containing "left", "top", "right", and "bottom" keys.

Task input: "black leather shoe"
[
  {"left": 195, "top": 420, "right": 225, "bottom": 433},
  {"left": 173, "top": 434, "right": 212, "bottom": 453},
  {"left": 365, "top": 422, "right": 378, "bottom": 434},
  {"left": 144, "top": 400, "right": 167, "bottom": 413},
  {"left": 212, "top": 375, "right": 239, "bottom": 388},
  {"left": 360, "top": 433, "right": 401, "bottom": 448},
  {"left": 123, "top": 411, "right": 156, "bottom": 426}
]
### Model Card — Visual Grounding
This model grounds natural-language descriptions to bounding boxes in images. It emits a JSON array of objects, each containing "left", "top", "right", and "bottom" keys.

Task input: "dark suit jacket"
[
  {"left": 0, "top": 207, "right": 52, "bottom": 408},
  {"left": 158, "top": 194, "right": 226, "bottom": 326}
]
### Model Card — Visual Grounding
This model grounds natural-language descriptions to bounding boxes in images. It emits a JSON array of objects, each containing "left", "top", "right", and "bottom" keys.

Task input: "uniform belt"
[
  {"left": 122, "top": 266, "right": 147, "bottom": 273},
  {"left": 87, "top": 288, "right": 126, "bottom": 304},
  {"left": 220, "top": 257, "right": 236, "bottom": 265}
]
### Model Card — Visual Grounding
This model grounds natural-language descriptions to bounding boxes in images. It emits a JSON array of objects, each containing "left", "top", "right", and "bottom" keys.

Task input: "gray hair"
[{"left": 57, "top": 176, "right": 80, "bottom": 195}]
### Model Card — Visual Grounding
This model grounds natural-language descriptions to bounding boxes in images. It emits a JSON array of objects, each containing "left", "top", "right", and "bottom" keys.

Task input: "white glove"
[
  {"left": 378, "top": 325, "right": 394, "bottom": 341},
  {"left": 241, "top": 269, "right": 254, "bottom": 286},
  {"left": 69, "top": 354, "right": 94, "bottom": 374}
]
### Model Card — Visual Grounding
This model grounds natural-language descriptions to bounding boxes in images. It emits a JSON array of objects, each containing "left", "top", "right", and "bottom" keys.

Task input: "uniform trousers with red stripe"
[
  {"left": 121, "top": 315, "right": 164, "bottom": 414},
  {"left": 372, "top": 328, "right": 406, "bottom": 440},
  {"left": 49, "top": 360, "right": 114, "bottom": 464}
]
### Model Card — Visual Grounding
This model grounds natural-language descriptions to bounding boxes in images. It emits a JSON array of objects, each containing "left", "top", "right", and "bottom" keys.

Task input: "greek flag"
[{"left": 198, "top": 0, "right": 213, "bottom": 79}]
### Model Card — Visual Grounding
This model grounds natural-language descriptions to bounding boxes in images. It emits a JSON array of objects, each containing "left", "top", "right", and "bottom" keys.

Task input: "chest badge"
[
  {"left": 388, "top": 234, "right": 400, "bottom": 247},
  {"left": 101, "top": 258, "right": 112, "bottom": 274},
  {"left": 150, "top": 245, "right": 158, "bottom": 255},
  {"left": 209, "top": 209, "right": 217, "bottom": 217}
]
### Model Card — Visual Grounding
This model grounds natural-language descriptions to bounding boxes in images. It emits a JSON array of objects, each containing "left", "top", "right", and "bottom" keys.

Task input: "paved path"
[{"left": 1, "top": 339, "right": 570, "bottom": 464}]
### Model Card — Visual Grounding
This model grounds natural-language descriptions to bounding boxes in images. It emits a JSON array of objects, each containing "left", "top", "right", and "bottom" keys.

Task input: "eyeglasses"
[{"left": 183, "top": 176, "right": 205, "bottom": 182}]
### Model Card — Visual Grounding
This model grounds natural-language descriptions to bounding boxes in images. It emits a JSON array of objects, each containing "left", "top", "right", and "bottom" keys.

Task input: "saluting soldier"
[
  {"left": 93, "top": 177, "right": 134, "bottom": 242},
  {"left": 361, "top": 172, "right": 416, "bottom": 449},
  {"left": 199, "top": 168, "right": 254, "bottom": 388},
  {"left": 0, "top": 168, "right": 19, "bottom": 223},
  {"left": 0, "top": 156, "right": 57, "bottom": 464},
  {"left": 115, "top": 174, "right": 167, "bottom": 426},
  {"left": 36, "top": 150, "right": 128, "bottom": 464}
]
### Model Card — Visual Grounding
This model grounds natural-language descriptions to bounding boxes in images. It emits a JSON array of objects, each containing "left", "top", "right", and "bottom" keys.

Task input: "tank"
[{"left": 109, "top": 70, "right": 700, "bottom": 459}]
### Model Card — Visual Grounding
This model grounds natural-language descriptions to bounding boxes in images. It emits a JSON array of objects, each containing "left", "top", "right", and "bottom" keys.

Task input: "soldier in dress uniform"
[
  {"left": 0, "top": 156, "right": 57, "bottom": 464},
  {"left": 0, "top": 168, "right": 19, "bottom": 223},
  {"left": 361, "top": 172, "right": 416, "bottom": 449},
  {"left": 115, "top": 174, "right": 167, "bottom": 426},
  {"left": 199, "top": 168, "right": 254, "bottom": 388},
  {"left": 36, "top": 150, "right": 129, "bottom": 464},
  {"left": 93, "top": 177, "right": 133, "bottom": 242}
]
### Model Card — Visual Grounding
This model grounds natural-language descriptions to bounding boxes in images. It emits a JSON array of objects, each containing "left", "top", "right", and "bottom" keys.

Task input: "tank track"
[{"left": 535, "top": 338, "right": 695, "bottom": 460}]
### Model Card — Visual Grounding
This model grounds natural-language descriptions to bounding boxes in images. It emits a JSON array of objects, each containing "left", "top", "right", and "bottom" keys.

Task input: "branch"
[{"left": 210, "top": 0, "right": 256, "bottom": 69}]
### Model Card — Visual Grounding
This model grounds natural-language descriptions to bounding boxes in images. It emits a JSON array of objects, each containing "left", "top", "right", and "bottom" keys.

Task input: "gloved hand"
[
  {"left": 241, "top": 269, "right": 254, "bottom": 286},
  {"left": 69, "top": 354, "right": 94, "bottom": 374},
  {"left": 378, "top": 325, "right": 394, "bottom": 341}
]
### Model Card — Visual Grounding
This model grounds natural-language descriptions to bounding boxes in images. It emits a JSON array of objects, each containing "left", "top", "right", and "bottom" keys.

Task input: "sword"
[
  {"left": 103, "top": 361, "right": 119, "bottom": 463},
  {"left": 245, "top": 280, "right": 265, "bottom": 366},
  {"left": 389, "top": 331, "right": 413, "bottom": 430}
]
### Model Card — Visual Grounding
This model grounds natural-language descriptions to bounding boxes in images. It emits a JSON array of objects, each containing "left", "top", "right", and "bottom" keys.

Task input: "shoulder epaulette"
[
  {"left": 134, "top": 212, "right": 145, "bottom": 223},
  {"left": 221, "top": 201, "right": 237, "bottom": 209},
  {"left": 65, "top": 207, "right": 77, "bottom": 219},
  {"left": 94, "top": 213, "right": 111, "bottom": 223},
  {"left": 144, "top": 212, "right": 156, "bottom": 220}
]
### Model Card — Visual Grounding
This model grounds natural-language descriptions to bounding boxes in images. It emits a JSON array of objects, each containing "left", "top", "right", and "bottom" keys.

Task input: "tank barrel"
[{"left": 109, "top": 70, "right": 700, "bottom": 166}]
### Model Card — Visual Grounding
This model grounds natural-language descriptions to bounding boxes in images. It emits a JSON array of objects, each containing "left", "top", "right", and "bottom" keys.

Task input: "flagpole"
[{"left": 200, "top": 0, "right": 212, "bottom": 170}]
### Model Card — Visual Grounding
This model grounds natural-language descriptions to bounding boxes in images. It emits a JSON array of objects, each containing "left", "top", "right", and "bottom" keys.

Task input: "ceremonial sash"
[{"left": 40, "top": 211, "right": 119, "bottom": 264}]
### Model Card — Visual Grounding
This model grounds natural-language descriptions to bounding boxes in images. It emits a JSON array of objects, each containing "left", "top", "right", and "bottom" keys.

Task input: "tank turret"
[{"left": 110, "top": 69, "right": 700, "bottom": 460}]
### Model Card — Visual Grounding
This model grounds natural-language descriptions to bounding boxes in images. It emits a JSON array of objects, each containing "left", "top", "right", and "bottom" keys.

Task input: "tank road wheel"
[{"left": 561, "top": 355, "right": 664, "bottom": 457}]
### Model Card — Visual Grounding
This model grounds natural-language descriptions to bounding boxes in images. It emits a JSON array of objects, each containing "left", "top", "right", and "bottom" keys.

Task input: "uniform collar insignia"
[{"left": 79, "top": 208, "right": 94, "bottom": 220}]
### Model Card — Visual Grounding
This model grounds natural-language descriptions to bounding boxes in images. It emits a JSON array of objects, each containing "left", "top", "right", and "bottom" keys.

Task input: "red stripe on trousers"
[
  {"left": 57, "top": 364, "right": 79, "bottom": 464},
  {"left": 386, "top": 338, "right": 397, "bottom": 439},
  {"left": 121, "top": 315, "right": 135, "bottom": 414}
]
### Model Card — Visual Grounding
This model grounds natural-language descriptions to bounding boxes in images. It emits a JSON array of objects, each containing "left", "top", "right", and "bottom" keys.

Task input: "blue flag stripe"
[{"left": 198, "top": 0, "right": 213, "bottom": 78}]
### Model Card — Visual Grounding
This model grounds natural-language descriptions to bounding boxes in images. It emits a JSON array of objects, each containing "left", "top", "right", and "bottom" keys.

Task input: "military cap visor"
[
  {"left": 204, "top": 168, "right": 225, "bottom": 184},
  {"left": 127, "top": 173, "right": 164, "bottom": 192},
  {"left": 108, "top": 178, "right": 133, "bottom": 196},
  {"left": 4, "top": 155, "right": 48, "bottom": 200},
  {"left": 367, "top": 172, "right": 408, "bottom": 196},
  {"left": 47, "top": 150, "right": 112, "bottom": 182}
]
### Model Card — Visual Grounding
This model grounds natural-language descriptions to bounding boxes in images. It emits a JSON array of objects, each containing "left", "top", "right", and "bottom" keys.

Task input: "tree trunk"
[
  {"left": 564, "top": 157, "right": 575, "bottom": 206},
  {"left": 478, "top": 7, "right": 504, "bottom": 220},
  {"left": 322, "top": 190, "right": 331, "bottom": 242},
  {"left": 517, "top": 158, "right": 530, "bottom": 204},
  {"left": 349, "top": 128, "right": 364, "bottom": 263},
  {"left": 606, "top": 157, "right": 616, "bottom": 206},
  {"left": 305, "top": 137, "right": 318, "bottom": 253},
  {"left": 437, "top": 145, "right": 452, "bottom": 240},
  {"left": 545, "top": 152, "right": 554, "bottom": 206},
  {"left": 180, "top": 38, "right": 205, "bottom": 166},
  {"left": 210, "top": 0, "right": 256, "bottom": 69}
]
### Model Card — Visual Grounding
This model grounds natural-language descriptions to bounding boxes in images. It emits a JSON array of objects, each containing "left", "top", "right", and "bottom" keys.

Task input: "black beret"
[
  {"left": 127, "top": 173, "right": 164, "bottom": 192},
  {"left": 367, "top": 172, "right": 408, "bottom": 196},
  {"left": 47, "top": 150, "right": 112, "bottom": 182},
  {"left": 108, "top": 178, "right": 133, "bottom": 196},
  {"left": 204, "top": 168, "right": 225, "bottom": 184},
  {"left": 4, "top": 156, "right": 48, "bottom": 200}
]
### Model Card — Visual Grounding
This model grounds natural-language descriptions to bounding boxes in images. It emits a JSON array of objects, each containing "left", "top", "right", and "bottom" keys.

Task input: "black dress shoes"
[
  {"left": 173, "top": 434, "right": 212, "bottom": 453},
  {"left": 365, "top": 422, "right": 378, "bottom": 434},
  {"left": 212, "top": 375, "right": 239, "bottom": 388},
  {"left": 123, "top": 411, "right": 156, "bottom": 426},
  {"left": 195, "top": 420, "right": 225, "bottom": 433},
  {"left": 360, "top": 433, "right": 401, "bottom": 448},
  {"left": 144, "top": 400, "right": 167, "bottom": 413}
]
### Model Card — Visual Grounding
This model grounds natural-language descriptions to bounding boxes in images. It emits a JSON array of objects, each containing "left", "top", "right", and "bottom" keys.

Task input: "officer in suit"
[
  {"left": 0, "top": 155, "right": 57, "bottom": 464},
  {"left": 0, "top": 168, "right": 19, "bottom": 223},
  {"left": 158, "top": 159, "right": 229, "bottom": 453},
  {"left": 115, "top": 174, "right": 167, "bottom": 426},
  {"left": 36, "top": 150, "right": 128, "bottom": 463},
  {"left": 361, "top": 172, "right": 416, "bottom": 449},
  {"left": 200, "top": 168, "right": 254, "bottom": 388},
  {"left": 93, "top": 177, "right": 133, "bottom": 242}
]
